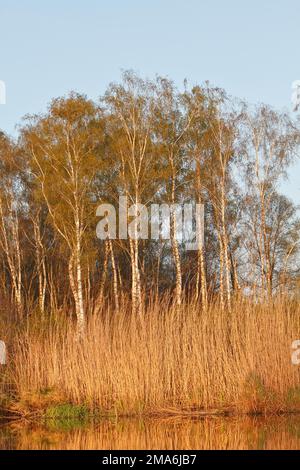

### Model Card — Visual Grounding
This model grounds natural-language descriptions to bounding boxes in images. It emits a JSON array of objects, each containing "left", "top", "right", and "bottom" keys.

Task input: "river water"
[{"left": 1, "top": 415, "right": 300, "bottom": 450}]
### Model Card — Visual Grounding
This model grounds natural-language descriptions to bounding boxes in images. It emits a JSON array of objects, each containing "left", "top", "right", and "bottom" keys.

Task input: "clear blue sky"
[{"left": 0, "top": 0, "right": 300, "bottom": 200}]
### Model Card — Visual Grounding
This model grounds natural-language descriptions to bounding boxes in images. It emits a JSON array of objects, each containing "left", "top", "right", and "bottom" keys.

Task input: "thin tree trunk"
[
  {"left": 171, "top": 173, "right": 182, "bottom": 307},
  {"left": 129, "top": 190, "right": 142, "bottom": 316},
  {"left": 76, "top": 250, "right": 85, "bottom": 333},
  {"left": 129, "top": 237, "right": 138, "bottom": 315},
  {"left": 98, "top": 240, "right": 109, "bottom": 307},
  {"left": 220, "top": 176, "right": 231, "bottom": 309},
  {"left": 199, "top": 245, "right": 208, "bottom": 309},
  {"left": 195, "top": 161, "right": 207, "bottom": 308},
  {"left": 33, "top": 216, "right": 47, "bottom": 314},
  {"left": 218, "top": 234, "right": 225, "bottom": 311},
  {"left": 108, "top": 239, "right": 119, "bottom": 311},
  {"left": 68, "top": 251, "right": 84, "bottom": 335},
  {"left": 74, "top": 207, "right": 85, "bottom": 334},
  {"left": 0, "top": 202, "right": 23, "bottom": 317}
]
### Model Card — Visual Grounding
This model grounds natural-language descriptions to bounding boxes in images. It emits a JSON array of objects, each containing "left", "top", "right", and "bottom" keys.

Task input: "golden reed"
[{"left": 3, "top": 295, "right": 300, "bottom": 416}]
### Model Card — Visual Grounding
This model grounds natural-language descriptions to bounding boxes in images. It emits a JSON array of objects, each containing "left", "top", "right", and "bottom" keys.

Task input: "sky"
[{"left": 0, "top": 0, "right": 300, "bottom": 200}]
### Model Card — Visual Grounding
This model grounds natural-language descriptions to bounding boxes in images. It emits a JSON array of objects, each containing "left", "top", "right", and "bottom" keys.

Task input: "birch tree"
[
  {"left": 104, "top": 72, "right": 157, "bottom": 315},
  {"left": 242, "top": 105, "right": 298, "bottom": 296},
  {"left": 0, "top": 133, "right": 23, "bottom": 317},
  {"left": 153, "top": 78, "right": 195, "bottom": 307},
  {"left": 21, "top": 93, "right": 102, "bottom": 332}
]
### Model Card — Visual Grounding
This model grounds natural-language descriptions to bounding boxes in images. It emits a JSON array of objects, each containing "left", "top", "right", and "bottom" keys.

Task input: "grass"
[
  {"left": 1, "top": 295, "right": 300, "bottom": 417},
  {"left": 44, "top": 404, "right": 89, "bottom": 420}
]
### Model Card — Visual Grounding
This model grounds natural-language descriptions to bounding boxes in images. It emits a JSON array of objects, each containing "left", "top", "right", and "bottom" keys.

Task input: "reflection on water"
[{"left": 1, "top": 415, "right": 300, "bottom": 450}]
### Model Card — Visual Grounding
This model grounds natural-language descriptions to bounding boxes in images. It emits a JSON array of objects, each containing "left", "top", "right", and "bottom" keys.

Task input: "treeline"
[{"left": 0, "top": 71, "right": 300, "bottom": 328}]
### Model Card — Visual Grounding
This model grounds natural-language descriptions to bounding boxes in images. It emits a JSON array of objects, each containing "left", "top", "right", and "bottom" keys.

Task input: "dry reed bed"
[{"left": 3, "top": 297, "right": 300, "bottom": 416}]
